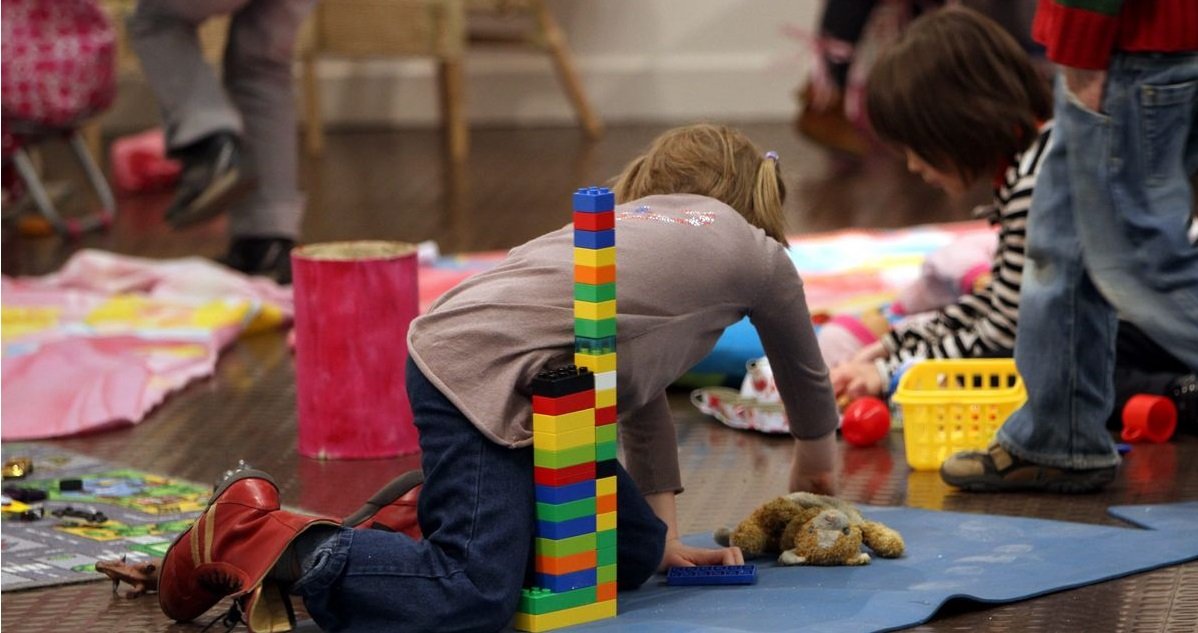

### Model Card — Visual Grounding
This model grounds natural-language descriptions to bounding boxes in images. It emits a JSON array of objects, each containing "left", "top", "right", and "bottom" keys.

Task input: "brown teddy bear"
[{"left": 714, "top": 492, "right": 905, "bottom": 566}]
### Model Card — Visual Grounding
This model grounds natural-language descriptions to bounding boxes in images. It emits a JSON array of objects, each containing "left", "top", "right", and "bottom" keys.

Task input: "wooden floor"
[{"left": 2, "top": 123, "right": 1196, "bottom": 632}]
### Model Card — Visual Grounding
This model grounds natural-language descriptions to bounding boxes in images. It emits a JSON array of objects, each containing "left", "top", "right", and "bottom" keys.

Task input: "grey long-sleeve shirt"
[{"left": 408, "top": 194, "right": 839, "bottom": 495}]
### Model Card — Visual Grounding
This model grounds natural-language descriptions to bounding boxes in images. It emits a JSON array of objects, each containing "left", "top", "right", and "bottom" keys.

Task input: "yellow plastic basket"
[{"left": 891, "top": 359, "right": 1027, "bottom": 471}]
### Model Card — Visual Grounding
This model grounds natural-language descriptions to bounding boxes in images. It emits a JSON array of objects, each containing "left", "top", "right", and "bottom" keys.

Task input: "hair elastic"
[{"left": 764, "top": 151, "right": 779, "bottom": 162}]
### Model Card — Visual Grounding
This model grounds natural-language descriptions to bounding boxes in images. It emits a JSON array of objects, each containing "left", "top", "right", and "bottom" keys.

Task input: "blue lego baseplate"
[{"left": 666, "top": 564, "right": 758, "bottom": 586}]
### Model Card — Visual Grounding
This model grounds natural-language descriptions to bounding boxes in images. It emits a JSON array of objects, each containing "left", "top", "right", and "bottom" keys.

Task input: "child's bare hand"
[
  {"left": 830, "top": 362, "right": 883, "bottom": 399},
  {"left": 658, "top": 538, "right": 744, "bottom": 571}
]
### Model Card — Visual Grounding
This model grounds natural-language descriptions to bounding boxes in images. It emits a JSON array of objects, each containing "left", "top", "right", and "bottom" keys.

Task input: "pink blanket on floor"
[{"left": 2, "top": 250, "right": 292, "bottom": 440}]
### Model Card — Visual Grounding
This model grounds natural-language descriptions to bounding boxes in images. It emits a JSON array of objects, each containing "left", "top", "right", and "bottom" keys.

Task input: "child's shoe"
[
  {"left": 342, "top": 470, "right": 423, "bottom": 538},
  {"left": 1170, "top": 374, "right": 1198, "bottom": 433},
  {"left": 940, "top": 444, "right": 1116, "bottom": 493}
]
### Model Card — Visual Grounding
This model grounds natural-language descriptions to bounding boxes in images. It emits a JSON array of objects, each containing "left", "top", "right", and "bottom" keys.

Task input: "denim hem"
[
  {"left": 290, "top": 528, "right": 354, "bottom": 597},
  {"left": 996, "top": 431, "right": 1121, "bottom": 471}
]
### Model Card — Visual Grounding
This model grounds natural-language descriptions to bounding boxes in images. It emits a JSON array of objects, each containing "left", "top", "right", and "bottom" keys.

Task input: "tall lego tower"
[{"left": 513, "top": 187, "right": 618, "bottom": 631}]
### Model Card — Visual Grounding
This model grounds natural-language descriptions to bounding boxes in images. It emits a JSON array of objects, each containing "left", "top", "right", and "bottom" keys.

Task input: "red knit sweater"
[{"left": 1034, "top": 0, "right": 1198, "bottom": 69}]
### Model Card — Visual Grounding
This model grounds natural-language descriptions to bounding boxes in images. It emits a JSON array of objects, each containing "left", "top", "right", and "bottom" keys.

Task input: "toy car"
[
  {"left": 51, "top": 505, "right": 108, "bottom": 524},
  {"left": 2, "top": 457, "right": 33, "bottom": 479}
]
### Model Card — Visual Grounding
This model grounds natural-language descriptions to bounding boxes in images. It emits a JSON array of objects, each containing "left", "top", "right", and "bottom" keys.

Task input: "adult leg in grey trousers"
[{"left": 128, "top": 0, "right": 315, "bottom": 280}]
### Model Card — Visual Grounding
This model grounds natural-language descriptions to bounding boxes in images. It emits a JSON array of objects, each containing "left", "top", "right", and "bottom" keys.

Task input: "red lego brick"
[
  {"left": 595, "top": 406, "right": 617, "bottom": 425},
  {"left": 574, "top": 210, "right": 615, "bottom": 231},
  {"left": 532, "top": 390, "right": 595, "bottom": 416},
  {"left": 534, "top": 461, "right": 596, "bottom": 486}
]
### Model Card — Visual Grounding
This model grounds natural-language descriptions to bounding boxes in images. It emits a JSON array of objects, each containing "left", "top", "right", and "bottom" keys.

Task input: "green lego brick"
[
  {"left": 533, "top": 443, "right": 595, "bottom": 469},
  {"left": 597, "top": 530, "right": 616, "bottom": 551},
  {"left": 596, "top": 424, "right": 617, "bottom": 444},
  {"left": 519, "top": 586, "right": 598, "bottom": 615},
  {"left": 574, "top": 336, "right": 617, "bottom": 355},
  {"left": 598, "top": 546, "right": 617, "bottom": 566},
  {"left": 575, "top": 317, "right": 616, "bottom": 339},
  {"left": 596, "top": 440, "right": 617, "bottom": 462},
  {"left": 575, "top": 282, "right": 616, "bottom": 303},
  {"left": 597, "top": 564, "right": 617, "bottom": 584},
  {"left": 535, "top": 497, "right": 597, "bottom": 522},
  {"left": 536, "top": 533, "right": 597, "bottom": 558}
]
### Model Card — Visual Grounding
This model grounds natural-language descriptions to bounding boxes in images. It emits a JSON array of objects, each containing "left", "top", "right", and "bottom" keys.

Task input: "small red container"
[
  {"left": 293, "top": 241, "right": 420, "bottom": 458},
  {"left": 1121, "top": 394, "right": 1177, "bottom": 444}
]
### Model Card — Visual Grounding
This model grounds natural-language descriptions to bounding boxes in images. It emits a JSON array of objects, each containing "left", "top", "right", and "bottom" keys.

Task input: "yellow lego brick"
[
  {"left": 573, "top": 300, "right": 616, "bottom": 321},
  {"left": 573, "top": 247, "right": 616, "bottom": 268},
  {"left": 597, "top": 511, "right": 617, "bottom": 531},
  {"left": 513, "top": 599, "right": 617, "bottom": 632},
  {"left": 533, "top": 409, "right": 595, "bottom": 434},
  {"left": 596, "top": 476, "right": 617, "bottom": 497},
  {"left": 595, "top": 388, "right": 616, "bottom": 409},
  {"left": 533, "top": 426, "right": 595, "bottom": 451},
  {"left": 574, "top": 352, "right": 616, "bottom": 374},
  {"left": 594, "top": 371, "right": 617, "bottom": 391}
]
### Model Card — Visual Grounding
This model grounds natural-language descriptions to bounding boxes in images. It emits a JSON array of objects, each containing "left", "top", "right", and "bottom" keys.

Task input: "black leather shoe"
[
  {"left": 166, "top": 133, "right": 253, "bottom": 229},
  {"left": 220, "top": 237, "right": 295, "bottom": 285}
]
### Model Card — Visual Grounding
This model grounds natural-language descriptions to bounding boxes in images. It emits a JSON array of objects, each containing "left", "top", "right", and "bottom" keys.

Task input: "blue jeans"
[
  {"left": 998, "top": 53, "right": 1198, "bottom": 469},
  {"left": 292, "top": 358, "right": 668, "bottom": 632}
]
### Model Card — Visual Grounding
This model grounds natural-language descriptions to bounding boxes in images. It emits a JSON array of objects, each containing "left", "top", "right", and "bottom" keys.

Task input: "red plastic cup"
[
  {"left": 841, "top": 396, "right": 891, "bottom": 447},
  {"left": 1121, "top": 394, "right": 1177, "bottom": 444},
  {"left": 293, "top": 241, "right": 421, "bottom": 458}
]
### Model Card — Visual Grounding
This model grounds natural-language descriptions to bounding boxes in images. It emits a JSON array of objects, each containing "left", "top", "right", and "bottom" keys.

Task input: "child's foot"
[
  {"left": 940, "top": 444, "right": 1117, "bottom": 493},
  {"left": 166, "top": 133, "right": 253, "bottom": 229}
]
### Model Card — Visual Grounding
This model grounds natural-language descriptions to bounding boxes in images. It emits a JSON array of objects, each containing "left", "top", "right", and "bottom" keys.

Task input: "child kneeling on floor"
[{"left": 111, "top": 123, "right": 841, "bottom": 632}]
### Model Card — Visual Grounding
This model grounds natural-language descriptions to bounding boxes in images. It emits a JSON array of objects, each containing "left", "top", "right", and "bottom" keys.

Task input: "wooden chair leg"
[
  {"left": 439, "top": 58, "right": 469, "bottom": 164},
  {"left": 533, "top": 0, "right": 602, "bottom": 140},
  {"left": 303, "top": 53, "right": 324, "bottom": 157}
]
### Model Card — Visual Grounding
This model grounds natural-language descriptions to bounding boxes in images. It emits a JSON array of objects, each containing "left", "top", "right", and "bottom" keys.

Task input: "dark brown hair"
[
  {"left": 866, "top": 6, "right": 1051, "bottom": 183},
  {"left": 611, "top": 123, "right": 788, "bottom": 244}
]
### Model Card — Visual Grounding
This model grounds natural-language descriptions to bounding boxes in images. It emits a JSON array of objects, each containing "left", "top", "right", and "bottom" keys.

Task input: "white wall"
[{"left": 316, "top": 0, "right": 822, "bottom": 127}]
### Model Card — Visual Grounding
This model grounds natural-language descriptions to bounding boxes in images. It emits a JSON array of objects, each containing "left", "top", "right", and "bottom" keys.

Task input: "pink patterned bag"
[{"left": 1, "top": 0, "right": 116, "bottom": 131}]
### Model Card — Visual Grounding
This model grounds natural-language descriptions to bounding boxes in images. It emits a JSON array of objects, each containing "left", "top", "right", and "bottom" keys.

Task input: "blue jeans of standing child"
[
  {"left": 998, "top": 53, "right": 1198, "bottom": 469},
  {"left": 292, "top": 358, "right": 668, "bottom": 632}
]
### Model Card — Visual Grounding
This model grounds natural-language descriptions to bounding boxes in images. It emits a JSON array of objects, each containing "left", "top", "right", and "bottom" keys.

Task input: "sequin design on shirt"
[{"left": 617, "top": 206, "right": 717, "bottom": 228}]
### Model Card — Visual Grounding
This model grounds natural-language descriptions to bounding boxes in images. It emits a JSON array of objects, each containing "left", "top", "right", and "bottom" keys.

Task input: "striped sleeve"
[{"left": 879, "top": 124, "right": 1054, "bottom": 381}]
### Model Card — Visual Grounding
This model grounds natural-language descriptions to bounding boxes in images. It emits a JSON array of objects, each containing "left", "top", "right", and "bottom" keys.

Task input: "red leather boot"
[
  {"left": 342, "top": 469, "right": 423, "bottom": 539},
  {"left": 158, "top": 468, "right": 338, "bottom": 629}
]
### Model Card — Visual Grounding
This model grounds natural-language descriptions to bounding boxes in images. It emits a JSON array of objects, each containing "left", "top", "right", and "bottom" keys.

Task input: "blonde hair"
[{"left": 610, "top": 124, "right": 788, "bottom": 244}]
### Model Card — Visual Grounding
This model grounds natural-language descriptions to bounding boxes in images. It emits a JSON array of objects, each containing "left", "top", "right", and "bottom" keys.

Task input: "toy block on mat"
[
  {"left": 575, "top": 335, "right": 617, "bottom": 355},
  {"left": 536, "top": 533, "right": 597, "bottom": 558},
  {"left": 596, "top": 424, "right": 617, "bottom": 444},
  {"left": 533, "top": 391, "right": 595, "bottom": 416},
  {"left": 574, "top": 230, "right": 616, "bottom": 250},
  {"left": 534, "top": 444, "right": 595, "bottom": 469},
  {"left": 537, "top": 549, "right": 598, "bottom": 575},
  {"left": 575, "top": 351, "right": 616, "bottom": 373},
  {"left": 533, "top": 426, "right": 595, "bottom": 451},
  {"left": 596, "top": 440, "right": 617, "bottom": 462},
  {"left": 537, "top": 515, "right": 597, "bottom": 540},
  {"left": 574, "top": 282, "right": 616, "bottom": 303},
  {"left": 597, "top": 582, "right": 617, "bottom": 602},
  {"left": 574, "top": 210, "right": 615, "bottom": 231},
  {"left": 534, "top": 462, "right": 595, "bottom": 486},
  {"left": 597, "top": 493, "right": 617, "bottom": 515},
  {"left": 575, "top": 317, "right": 616, "bottom": 339},
  {"left": 536, "top": 567, "right": 598, "bottom": 592},
  {"left": 596, "top": 511, "right": 616, "bottom": 532},
  {"left": 666, "top": 564, "right": 758, "bottom": 586},
  {"left": 573, "top": 297, "right": 616, "bottom": 320},
  {"left": 519, "top": 586, "right": 598, "bottom": 615},
  {"left": 574, "top": 264, "right": 616, "bottom": 285},
  {"left": 573, "top": 187, "right": 615, "bottom": 212},
  {"left": 594, "top": 371, "right": 616, "bottom": 391},
  {"left": 597, "top": 545, "right": 617, "bottom": 565},
  {"left": 596, "top": 406, "right": 617, "bottom": 425},
  {"left": 535, "top": 497, "right": 596, "bottom": 523},
  {"left": 535, "top": 480, "right": 596, "bottom": 505},
  {"left": 597, "top": 564, "right": 617, "bottom": 584},
  {"left": 596, "top": 477, "right": 616, "bottom": 497},
  {"left": 531, "top": 366, "right": 594, "bottom": 398},
  {"left": 595, "top": 388, "right": 617, "bottom": 409},
  {"left": 513, "top": 599, "right": 616, "bottom": 632},
  {"left": 596, "top": 459, "right": 618, "bottom": 479},
  {"left": 533, "top": 409, "right": 595, "bottom": 434}
]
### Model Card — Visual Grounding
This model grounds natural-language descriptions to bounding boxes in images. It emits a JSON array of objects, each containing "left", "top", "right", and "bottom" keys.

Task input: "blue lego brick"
[
  {"left": 535, "top": 480, "right": 596, "bottom": 505},
  {"left": 574, "top": 229, "right": 615, "bottom": 249},
  {"left": 536, "top": 567, "right": 598, "bottom": 593},
  {"left": 536, "top": 515, "right": 597, "bottom": 540},
  {"left": 573, "top": 187, "right": 615, "bottom": 213},
  {"left": 666, "top": 565, "right": 758, "bottom": 586}
]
